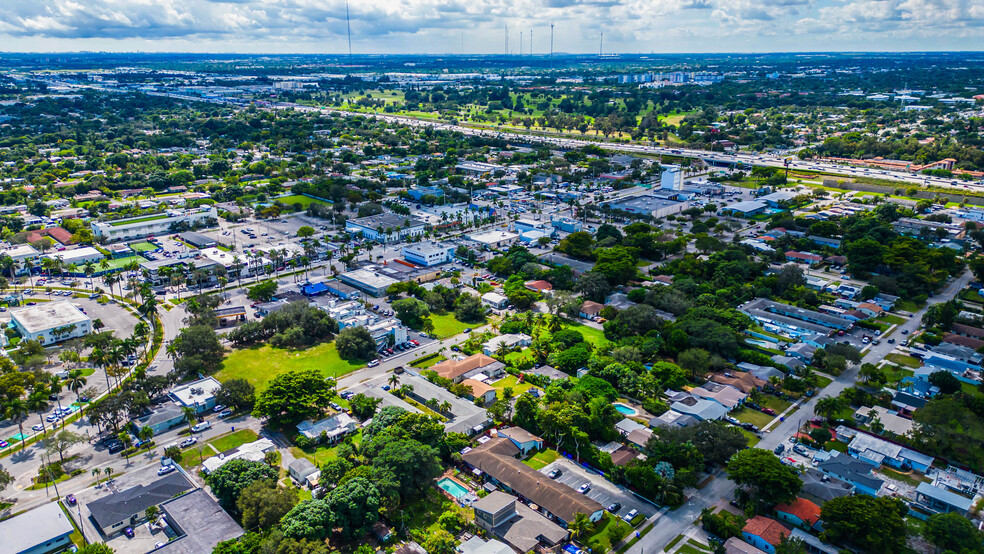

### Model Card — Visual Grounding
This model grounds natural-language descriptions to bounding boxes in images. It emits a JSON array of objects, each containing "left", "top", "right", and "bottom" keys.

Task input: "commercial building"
[
  {"left": 402, "top": 242, "right": 454, "bottom": 267},
  {"left": 607, "top": 195, "right": 686, "bottom": 218},
  {"left": 661, "top": 165, "right": 684, "bottom": 190},
  {"left": 469, "top": 230, "right": 519, "bottom": 249},
  {"left": 169, "top": 376, "right": 222, "bottom": 414},
  {"left": 724, "top": 200, "right": 767, "bottom": 217},
  {"left": 463, "top": 438, "right": 604, "bottom": 526},
  {"left": 178, "top": 231, "right": 217, "bottom": 249},
  {"left": 155, "top": 489, "right": 244, "bottom": 554},
  {"left": 0, "top": 244, "right": 39, "bottom": 275},
  {"left": 472, "top": 491, "right": 568, "bottom": 553},
  {"left": 10, "top": 300, "right": 91, "bottom": 344},
  {"left": 739, "top": 298, "right": 853, "bottom": 335},
  {"left": 87, "top": 472, "right": 194, "bottom": 537},
  {"left": 92, "top": 206, "right": 218, "bottom": 242},
  {"left": 339, "top": 268, "right": 401, "bottom": 297},
  {"left": 0, "top": 501, "right": 75, "bottom": 554},
  {"left": 46, "top": 246, "right": 105, "bottom": 267},
  {"left": 407, "top": 185, "right": 446, "bottom": 201},
  {"left": 132, "top": 404, "right": 188, "bottom": 435},
  {"left": 345, "top": 213, "right": 425, "bottom": 243},
  {"left": 482, "top": 292, "right": 509, "bottom": 309}
]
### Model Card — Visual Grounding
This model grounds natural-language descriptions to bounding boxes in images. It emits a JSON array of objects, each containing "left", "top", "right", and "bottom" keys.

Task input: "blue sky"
[{"left": 1, "top": 0, "right": 982, "bottom": 54}]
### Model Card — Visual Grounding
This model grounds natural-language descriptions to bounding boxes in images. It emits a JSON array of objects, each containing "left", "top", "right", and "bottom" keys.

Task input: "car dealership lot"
[{"left": 539, "top": 458, "right": 657, "bottom": 523}]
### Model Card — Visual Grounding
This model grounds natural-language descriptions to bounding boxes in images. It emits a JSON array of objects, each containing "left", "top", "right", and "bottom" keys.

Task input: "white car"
[
  {"left": 577, "top": 483, "right": 591, "bottom": 494},
  {"left": 191, "top": 421, "right": 211, "bottom": 433},
  {"left": 179, "top": 437, "right": 198, "bottom": 448}
]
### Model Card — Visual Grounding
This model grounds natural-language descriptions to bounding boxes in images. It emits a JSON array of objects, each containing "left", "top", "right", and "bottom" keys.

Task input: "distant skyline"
[{"left": 1, "top": 0, "right": 982, "bottom": 55}]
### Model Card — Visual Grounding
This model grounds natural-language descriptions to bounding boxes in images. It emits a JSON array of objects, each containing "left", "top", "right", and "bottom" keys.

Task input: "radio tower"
[
  {"left": 550, "top": 23, "right": 554, "bottom": 58},
  {"left": 520, "top": 30, "right": 523, "bottom": 56},
  {"left": 530, "top": 29, "right": 533, "bottom": 56},
  {"left": 345, "top": 0, "right": 352, "bottom": 60},
  {"left": 599, "top": 32, "right": 603, "bottom": 56},
  {"left": 505, "top": 25, "right": 508, "bottom": 55}
]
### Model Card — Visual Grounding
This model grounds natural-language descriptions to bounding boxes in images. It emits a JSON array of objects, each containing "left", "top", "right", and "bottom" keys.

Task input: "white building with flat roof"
[
  {"left": 91, "top": 206, "right": 218, "bottom": 242},
  {"left": 403, "top": 242, "right": 454, "bottom": 267},
  {"left": 469, "top": 231, "right": 519, "bottom": 249},
  {"left": 169, "top": 376, "right": 222, "bottom": 413},
  {"left": 45, "top": 246, "right": 105, "bottom": 267},
  {"left": 0, "top": 244, "right": 39, "bottom": 274},
  {"left": 339, "top": 268, "right": 402, "bottom": 297},
  {"left": 10, "top": 300, "right": 91, "bottom": 344}
]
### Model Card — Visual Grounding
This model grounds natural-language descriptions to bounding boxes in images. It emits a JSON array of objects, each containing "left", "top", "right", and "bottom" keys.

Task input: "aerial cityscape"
[{"left": 2, "top": 6, "right": 984, "bottom": 554}]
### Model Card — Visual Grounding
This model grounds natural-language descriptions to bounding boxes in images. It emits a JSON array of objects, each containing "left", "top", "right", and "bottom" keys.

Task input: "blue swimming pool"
[
  {"left": 437, "top": 477, "right": 469, "bottom": 499},
  {"left": 614, "top": 403, "right": 637, "bottom": 416}
]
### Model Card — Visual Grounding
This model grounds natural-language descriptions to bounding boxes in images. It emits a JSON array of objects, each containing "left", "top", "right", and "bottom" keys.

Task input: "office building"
[
  {"left": 345, "top": 213, "right": 425, "bottom": 243},
  {"left": 10, "top": 300, "right": 92, "bottom": 344},
  {"left": 0, "top": 502, "right": 75, "bottom": 554},
  {"left": 402, "top": 242, "right": 454, "bottom": 267},
  {"left": 92, "top": 207, "right": 218, "bottom": 242}
]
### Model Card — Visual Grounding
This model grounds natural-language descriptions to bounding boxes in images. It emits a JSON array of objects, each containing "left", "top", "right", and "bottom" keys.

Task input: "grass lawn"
[
  {"left": 217, "top": 342, "right": 364, "bottom": 392},
  {"left": 878, "top": 314, "right": 907, "bottom": 326},
  {"left": 108, "top": 214, "right": 168, "bottom": 226},
  {"left": 427, "top": 312, "right": 478, "bottom": 339},
  {"left": 825, "top": 440, "right": 848, "bottom": 453},
  {"left": 961, "top": 380, "right": 981, "bottom": 395},
  {"left": 523, "top": 449, "right": 559, "bottom": 470},
  {"left": 883, "top": 365, "right": 915, "bottom": 384},
  {"left": 759, "top": 395, "right": 792, "bottom": 413},
  {"left": 277, "top": 194, "right": 328, "bottom": 208},
  {"left": 410, "top": 354, "right": 446, "bottom": 369},
  {"left": 566, "top": 322, "right": 610, "bottom": 347},
  {"left": 886, "top": 353, "right": 921, "bottom": 368},
  {"left": 402, "top": 488, "right": 453, "bottom": 536},
  {"left": 896, "top": 299, "right": 924, "bottom": 313},
  {"left": 208, "top": 429, "right": 259, "bottom": 454},
  {"left": 58, "top": 502, "right": 86, "bottom": 548},
  {"left": 815, "top": 375, "right": 833, "bottom": 388},
  {"left": 129, "top": 241, "right": 158, "bottom": 252},
  {"left": 491, "top": 374, "right": 533, "bottom": 396},
  {"left": 100, "top": 256, "right": 141, "bottom": 270},
  {"left": 732, "top": 407, "right": 774, "bottom": 429},
  {"left": 738, "top": 427, "right": 761, "bottom": 447},
  {"left": 585, "top": 513, "right": 633, "bottom": 553},
  {"left": 292, "top": 429, "right": 363, "bottom": 466}
]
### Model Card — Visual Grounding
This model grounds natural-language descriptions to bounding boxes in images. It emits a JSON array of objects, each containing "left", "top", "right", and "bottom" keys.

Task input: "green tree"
[
  {"left": 280, "top": 499, "right": 335, "bottom": 541},
  {"left": 237, "top": 480, "right": 299, "bottom": 532},
  {"left": 297, "top": 226, "right": 315, "bottom": 238},
  {"left": 568, "top": 512, "right": 595, "bottom": 542},
  {"left": 77, "top": 545, "right": 116, "bottom": 554},
  {"left": 813, "top": 396, "right": 845, "bottom": 422},
  {"left": 349, "top": 393, "right": 382, "bottom": 420},
  {"left": 215, "top": 379, "right": 256, "bottom": 412},
  {"left": 247, "top": 281, "right": 278, "bottom": 302},
  {"left": 335, "top": 326, "right": 377, "bottom": 360},
  {"left": 371, "top": 439, "right": 442, "bottom": 500},
  {"left": 820, "top": 495, "right": 907, "bottom": 554},
  {"left": 924, "top": 511, "right": 983, "bottom": 553},
  {"left": 422, "top": 529, "right": 457, "bottom": 554},
  {"left": 928, "top": 370, "right": 961, "bottom": 395},
  {"left": 726, "top": 448, "right": 802, "bottom": 505},
  {"left": 325, "top": 477, "right": 381, "bottom": 539},
  {"left": 453, "top": 293, "right": 485, "bottom": 323},
  {"left": 171, "top": 325, "right": 224, "bottom": 376},
  {"left": 253, "top": 369, "right": 335, "bottom": 427},
  {"left": 392, "top": 297, "right": 430, "bottom": 327},
  {"left": 205, "top": 458, "right": 278, "bottom": 507}
]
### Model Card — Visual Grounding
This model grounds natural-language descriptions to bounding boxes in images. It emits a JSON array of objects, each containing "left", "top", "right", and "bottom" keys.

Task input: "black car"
[
  {"left": 108, "top": 441, "right": 124, "bottom": 454},
  {"left": 607, "top": 502, "right": 622, "bottom": 513},
  {"left": 774, "top": 444, "right": 785, "bottom": 455}
]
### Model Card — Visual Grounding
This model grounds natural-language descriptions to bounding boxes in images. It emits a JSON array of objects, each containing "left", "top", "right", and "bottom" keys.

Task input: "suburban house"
[
  {"left": 459, "top": 536, "right": 513, "bottom": 554},
  {"left": 431, "top": 354, "right": 505, "bottom": 384},
  {"left": 852, "top": 406, "right": 914, "bottom": 436},
  {"left": 912, "top": 482, "right": 974, "bottom": 518},
  {"left": 288, "top": 458, "right": 321, "bottom": 487},
  {"left": 742, "top": 515, "right": 791, "bottom": 554},
  {"left": 846, "top": 431, "right": 933, "bottom": 473},
  {"left": 723, "top": 537, "right": 767, "bottom": 554},
  {"left": 202, "top": 438, "right": 277, "bottom": 474},
  {"left": 524, "top": 280, "right": 553, "bottom": 293},
  {"left": 462, "top": 437, "right": 604, "bottom": 526},
  {"left": 774, "top": 497, "right": 822, "bottom": 531},
  {"left": 817, "top": 453, "right": 885, "bottom": 496},
  {"left": 471, "top": 491, "right": 569, "bottom": 553},
  {"left": 482, "top": 334, "right": 532, "bottom": 356},
  {"left": 691, "top": 382, "right": 746, "bottom": 409},
  {"left": 666, "top": 392, "right": 729, "bottom": 421},
  {"left": 579, "top": 301, "right": 605, "bottom": 319},
  {"left": 498, "top": 427, "right": 544, "bottom": 456},
  {"left": 169, "top": 377, "right": 222, "bottom": 414},
  {"left": 711, "top": 371, "right": 766, "bottom": 393},
  {"left": 296, "top": 412, "right": 358, "bottom": 443},
  {"left": 799, "top": 468, "right": 855, "bottom": 504},
  {"left": 461, "top": 378, "right": 498, "bottom": 404},
  {"left": 87, "top": 472, "right": 194, "bottom": 537},
  {"left": 482, "top": 292, "right": 509, "bottom": 309},
  {"left": 785, "top": 251, "right": 823, "bottom": 265}
]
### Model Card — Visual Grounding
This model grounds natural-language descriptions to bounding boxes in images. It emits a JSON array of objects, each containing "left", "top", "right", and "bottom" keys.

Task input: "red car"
[{"left": 762, "top": 408, "right": 776, "bottom": 416}]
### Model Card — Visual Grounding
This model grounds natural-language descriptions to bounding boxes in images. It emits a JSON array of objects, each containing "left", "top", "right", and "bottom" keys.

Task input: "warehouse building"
[
  {"left": 403, "top": 242, "right": 454, "bottom": 267},
  {"left": 179, "top": 231, "right": 217, "bottom": 249},
  {"left": 345, "top": 213, "right": 425, "bottom": 243},
  {"left": 10, "top": 301, "right": 92, "bottom": 344},
  {"left": 607, "top": 195, "right": 687, "bottom": 218},
  {"left": 340, "top": 267, "right": 402, "bottom": 297},
  {"left": 92, "top": 206, "right": 218, "bottom": 242}
]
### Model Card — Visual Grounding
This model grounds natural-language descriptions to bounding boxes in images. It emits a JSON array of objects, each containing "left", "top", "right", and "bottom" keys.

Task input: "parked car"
[
  {"left": 213, "top": 405, "right": 226, "bottom": 413},
  {"left": 762, "top": 408, "right": 776, "bottom": 416},
  {"left": 774, "top": 444, "right": 785, "bottom": 455},
  {"left": 158, "top": 465, "right": 176, "bottom": 476},
  {"left": 179, "top": 437, "right": 198, "bottom": 448},
  {"left": 108, "top": 441, "right": 124, "bottom": 454},
  {"left": 191, "top": 421, "right": 211, "bottom": 433},
  {"left": 219, "top": 409, "right": 233, "bottom": 418},
  {"left": 367, "top": 360, "right": 379, "bottom": 367},
  {"left": 577, "top": 483, "right": 591, "bottom": 494},
  {"left": 623, "top": 509, "right": 639, "bottom": 522},
  {"left": 548, "top": 468, "right": 562, "bottom": 479},
  {"left": 124, "top": 527, "right": 135, "bottom": 538},
  {"left": 607, "top": 502, "right": 622, "bottom": 513}
]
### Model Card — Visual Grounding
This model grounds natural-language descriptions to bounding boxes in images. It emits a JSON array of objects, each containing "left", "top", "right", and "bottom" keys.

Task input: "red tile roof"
[
  {"left": 775, "top": 497, "right": 821, "bottom": 527},
  {"left": 743, "top": 516, "right": 790, "bottom": 546}
]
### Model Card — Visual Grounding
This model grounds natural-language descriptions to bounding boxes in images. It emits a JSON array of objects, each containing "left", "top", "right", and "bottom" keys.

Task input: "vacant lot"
[{"left": 217, "top": 342, "right": 364, "bottom": 392}]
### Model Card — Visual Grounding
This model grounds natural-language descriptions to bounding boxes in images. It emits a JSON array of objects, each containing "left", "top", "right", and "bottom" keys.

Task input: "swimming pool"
[
  {"left": 614, "top": 403, "right": 637, "bottom": 416},
  {"left": 437, "top": 477, "right": 469, "bottom": 499}
]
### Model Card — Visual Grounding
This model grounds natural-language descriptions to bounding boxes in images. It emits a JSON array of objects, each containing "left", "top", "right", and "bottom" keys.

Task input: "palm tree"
[
  {"left": 387, "top": 374, "right": 401, "bottom": 388},
  {"left": 104, "top": 466, "right": 113, "bottom": 481},
  {"left": 439, "top": 401, "right": 452, "bottom": 414},
  {"left": 84, "top": 262, "right": 95, "bottom": 288},
  {"left": 5, "top": 398, "right": 29, "bottom": 448},
  {"left": 182, "top": 406, "right": 197, "bottom": 431},
  {"left": 814, "top": 396, "right": 844, "bottom": 422},
  {"left": 91, "top": 467, "right": 101, "bottom": 485},
  {"left": 27, "top": 390, "right": 50, "bottom": 435},
  {"left": 568, "top": 513, "right": 594, "bottom": 543},
  {"left": 67, "top": 369, "right": 87, "bottom": 402}
]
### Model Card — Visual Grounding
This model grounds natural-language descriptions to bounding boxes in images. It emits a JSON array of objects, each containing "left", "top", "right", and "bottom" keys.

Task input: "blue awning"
[{"left": 301, "top": 282, "right": 328, "bottom": 296}]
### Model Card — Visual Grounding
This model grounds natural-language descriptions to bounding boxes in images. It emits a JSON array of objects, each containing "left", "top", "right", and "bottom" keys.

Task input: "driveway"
[{"left": 539, "top": 458, "right": 658, "bottom": 523}]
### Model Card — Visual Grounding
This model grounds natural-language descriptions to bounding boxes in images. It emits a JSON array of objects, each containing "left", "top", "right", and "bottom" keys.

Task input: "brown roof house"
[
  {"left": 431, "top": 354, "right": 505, "bottom": 384},
  {"left": 711, "top": 371, "right": 766, "bottom": 394},
  {"left": 462, "top": 437, "right": 604, "bottom": 526},
  {"left": 742, "top": 516, "right": 791, "bottom": 554},
  {"left": 579, "top": 301, "right": 604, "bottom": 319},
  {"left": 524, "top": 280, "right": 553, "bottom": 293}
]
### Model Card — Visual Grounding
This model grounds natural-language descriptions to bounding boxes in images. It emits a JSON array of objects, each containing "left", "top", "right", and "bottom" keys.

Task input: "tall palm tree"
[
  {"left": 387, "top": 374, "right": 401, "bottom": 388},
  {"left": 5, "top": 398, "right": 29, "bottom": 448},
  {"left": 91, "top": 467, "right": 101, "bottom": 485},
  {"left": 84, "top": 261, "right": 95, "bottom": 288},
  {"left": 568, "top": 513, "right": 594, "bottom": 543},
  {"left": 26, "top": 390, "right": 50, "bottom": 435},
  {"left": 182, "top": 406, "right": 197, "bottom": 430},
  {"left": 814, "top": 396, "right": 844, "bottom": 422},
  {"left": 67, "top": 369, "right": 87, "bottom": 402}
]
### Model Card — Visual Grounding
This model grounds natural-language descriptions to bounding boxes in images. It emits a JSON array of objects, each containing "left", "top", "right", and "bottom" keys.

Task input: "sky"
[{"left": 1, "top": 0, "right": 982, "bottom": 55}]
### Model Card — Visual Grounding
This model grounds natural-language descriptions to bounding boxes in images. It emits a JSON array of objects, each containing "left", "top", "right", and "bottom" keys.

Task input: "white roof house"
[
  {"left": 202, "top": 438, "right": 277, "bottom": 474},
  {"left": 10, "top": 300, "right": 91, "bottom": 344},
  {"left": 296, "top": 412, "right": 357, "bottom": 442},
  {"left": 482, "top": 333, "right": 531, "bottom": 355},
  {"left": 481, "top": 292, "right": 509, "bottom": 309},
  {"left": 169, "top": 376, "right": 222, "bottom": 413}
]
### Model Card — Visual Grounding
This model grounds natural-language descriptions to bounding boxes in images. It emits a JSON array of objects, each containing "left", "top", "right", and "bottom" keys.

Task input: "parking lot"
[{"left": 539, "top": 458, "right": 658, "bottom": 523}]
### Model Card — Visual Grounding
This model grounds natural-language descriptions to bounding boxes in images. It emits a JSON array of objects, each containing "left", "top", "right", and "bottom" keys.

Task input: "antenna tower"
[
  {"left": 345, "top": 0, "right": 352, "bottom": 60},
  {"left": 550, "top": 23, "right": 554, "bottom": 58}
]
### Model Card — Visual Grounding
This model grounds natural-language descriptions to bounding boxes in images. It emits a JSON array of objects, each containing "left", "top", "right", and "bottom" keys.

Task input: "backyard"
[
  {"left": 732, "top": 406, "right": 774, "bottom": 429},
  {"left": 217, "top": 342, "right": 365, "bottom": 392},
  {"left": 426, "top": 312, "right": 478, "bottom": 339},
  {"left": 522, "top": 449, "right": 560, "bottom": 470}
]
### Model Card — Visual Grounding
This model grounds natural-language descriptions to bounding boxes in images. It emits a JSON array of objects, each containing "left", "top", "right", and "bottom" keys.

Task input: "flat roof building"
[
  {"left": 155, "top": 488, "right": 244, "bottom": 553},
  {"left": 340, "top": 268, "right": 401, "bottom": 297},
  {"left": 87, "top": 472, "right": 194, "bottom": 537},
  {"left": 469, "top": 230, "right": 519, "bottom": 249},
  {"left": 45, "top": 246, "right": 105, "bottom": 267},
  {"left": 607, "top": 195, "right": 687, "bottom": 219},
  {"left": 10, "top": 300, "right": 91, "bottom": 345},
  {"left": 403, "top": 241, "right": 454, "bottom": 267},
  {"left": 169, "top": 376, "right": 222, "bottom": 414},
  {"left": 0, "top": 501, "right": 75, "bottom": 554},
  {"left": 179, "top": 231, "right": 217, "bottom": 249},
  {"left": 345, "top": 213, "right": 425, "bottom": 243},
  {"left": 92, "top": 206, "right": 218, "bottom": 242}
]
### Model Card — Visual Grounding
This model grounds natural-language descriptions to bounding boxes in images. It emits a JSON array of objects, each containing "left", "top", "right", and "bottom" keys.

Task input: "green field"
[
  {"left": 426, "top": 312, "right": 477, "bottom": 339},
  {"left": 217, "top": 342, "right": 365, "bottom": 392},
  {"left": 410, "top": 354, "right": 446, "bottom": 369},
  {"left": 886, "top": 353, "right": 921, "bottom": 368},
  {"left": 276, "top": 194, "right": 328, "bottom": 208},
  {"left": 732, "top": 407, "right": 774, "bottom": 429},
  {"left": 565, "top": 322, "right": 610, "bottom": 347},
  {"left": 129, "top": 241, "right": 158, "bottom": 252},
  {"left": 491, "top": 374, "right": 534, "bottom": 396},
  {"left": 100, "top": 256, "right": 140, "bottom": 271},
  {"left": 522, "top": 449, "right": 560, "bottom": 470}
]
